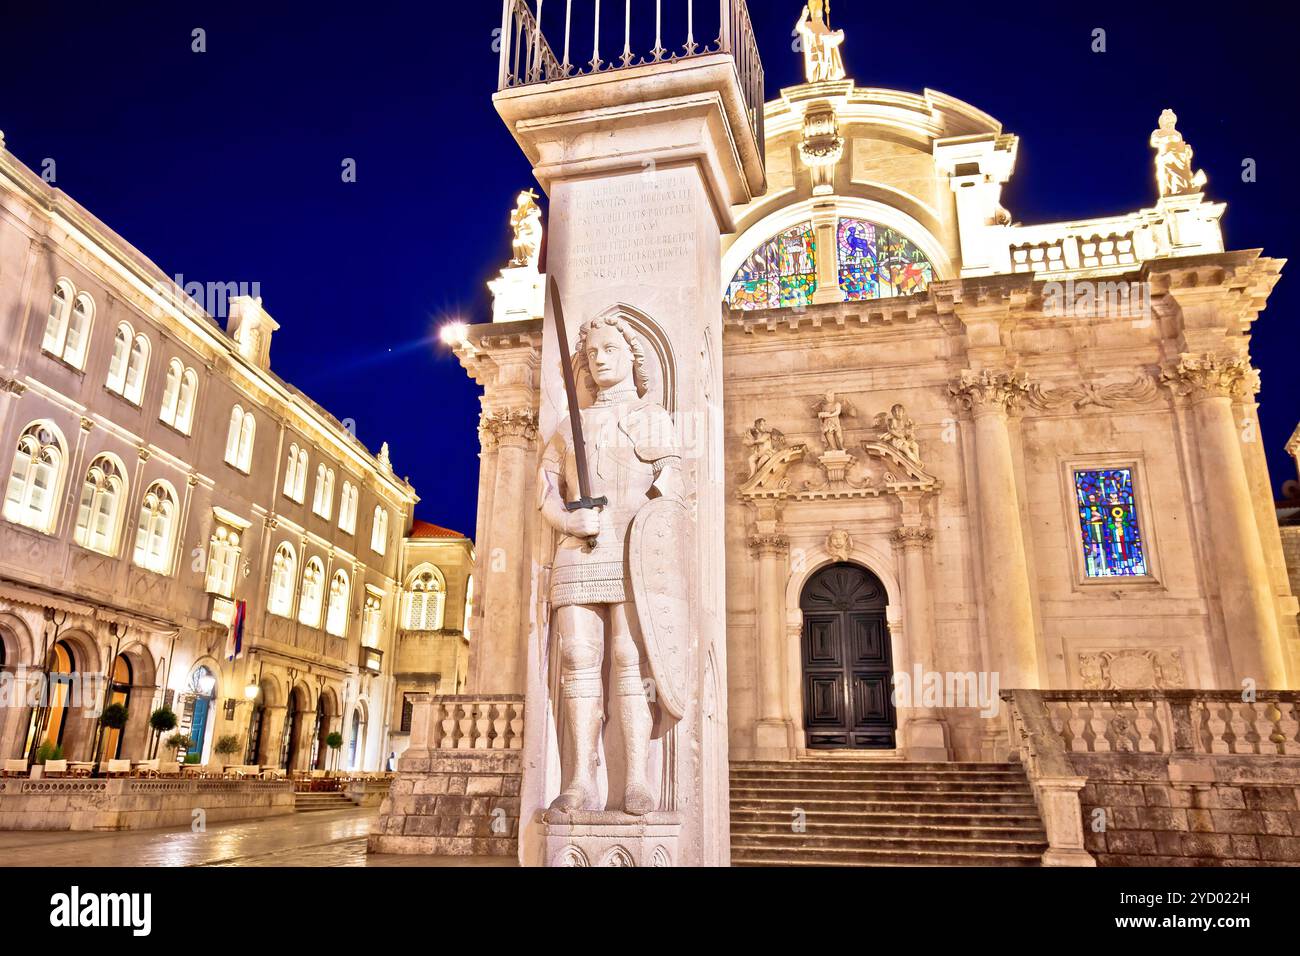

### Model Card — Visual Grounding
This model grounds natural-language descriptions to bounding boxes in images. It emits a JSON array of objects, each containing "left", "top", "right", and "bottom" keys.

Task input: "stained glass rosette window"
[
  {"left": 1073, "top": 468, "right": 1148, "bottom": 577},
  {"left": 726, "top": 222, "right": 817, "bottom": 310},
  {"left": 837, "top": 218, "right": 934, "bottom": 300}
]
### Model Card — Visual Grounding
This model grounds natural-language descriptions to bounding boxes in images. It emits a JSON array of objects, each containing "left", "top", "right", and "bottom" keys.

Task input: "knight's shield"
[{"left": 628, "top": 496, "right": 691, "bottom": 721}]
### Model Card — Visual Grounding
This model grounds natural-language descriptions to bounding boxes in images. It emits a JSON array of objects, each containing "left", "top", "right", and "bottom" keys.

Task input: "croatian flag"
[{"left": 226, "top": 600, "right": 247, "bottom": 661}]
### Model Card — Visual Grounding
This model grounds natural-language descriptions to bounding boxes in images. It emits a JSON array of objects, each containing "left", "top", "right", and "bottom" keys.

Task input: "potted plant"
[
  {"left": 94, "top": 703, "right": 129, "bottom": 765},
  {"left": 325, "top": 732, "right": 344, "bottom": 775},
  {"left": 213, "top": 734, "right": 242, "bottom": 770},
  {"left": 31, "top": 742, "right": 64, "bottom": 779},
  {"left": 165, "top": 732, "right": 194, "bottom": 764},
  {"left": 149, "top": 707, "right": 178, "bottom": 758}
]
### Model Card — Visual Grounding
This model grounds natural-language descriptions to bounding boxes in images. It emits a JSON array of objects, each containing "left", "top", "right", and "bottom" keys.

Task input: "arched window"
[
  {"left": 403, "top": 567, "right": 445, "bottom": 630},
  {"left": 463, "top": 574, "right": 474, "bottom": 640},
  {"left": 106, "top": 323, "right": 132, "bottom": 394},
  {"left": 313, "top": 465, "right": 335, "bottom": 520},
  {"left": 339, "top": 481, "right": 357, "bottom": 533},
  {"left": 325, "top": 569, "right": 350, "bottom": 636},
  {"left": 132, "top": 480, "right": 177, "bottom": 574},
  {"left": 295, "top": 448, "right": 309, "bottom": 502},
  {"left": 73, "top": 454, "right": 126, "bottom": 555},
  {"left": 225, "top": 406, "right": 255, "bottom": 472},
  {"left": 159, "top": 359, "right": 182, "bottom": 426},
  {"left": 102, "top": 654, "right": 132, "bottom": 759},
  {"left": 370, "top": 506, "right": 388, "bottom": 555},
  {"left": 298, "top": 557, "right": 325, "bottom": 628},
  {"left": 361, "top": 590, "right": 382, "bottom": 647},
  {"left": 726, "top": 221, "right": 818, "bottom": 310},
  {"left": 205, "top": 523, "right": 242, "bottom": 597},
  {"left": 41, "top": 281, "right": 73, "bottom": 356},
  {"left": 836, "top": 218, "right": 934, "bottom": 299},
  {"left": 64, "top": 294, "right": 94, "bottom": 369},
  {"left": 283, "top": 444, "right": 301, "bottom": 499},
  {"left": 268, "top": 543, "right": 297, "bottom": 617},
  {"left": 123, "top": 334, "right": 149, "bottom": 405},
  {"left": 3, "top": 422, "right": 65, "bottom": 533},
  {"left": 175, "top": 368, "right": 198, "bottom": 433}
]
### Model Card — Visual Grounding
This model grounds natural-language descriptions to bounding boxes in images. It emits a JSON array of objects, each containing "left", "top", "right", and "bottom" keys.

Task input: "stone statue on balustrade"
[
  {"left": 1150, "top": 109, "right": 1207, "bottom": 198},
  {"left": 795, "top": 0, "right": 846, "bottom": 83},
  {"left": 510, "top": 189, "right": 543, "bottom": 268},
  {"left": 537, "top": 314, "right": 689, "bottom": 817}
]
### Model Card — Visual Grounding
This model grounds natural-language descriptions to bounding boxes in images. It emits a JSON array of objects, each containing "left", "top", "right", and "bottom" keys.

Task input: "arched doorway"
[
  {"left": 183, "top": 666, "right": 217, "bottom": 762},
  {"left": 280, "top": 686, "right": 306, "bottom": 771},
  {"left": 101, "top": 654, "right": 132, "bottom": 759},
  {"left": 799, "top": 562, "right": 896, "bottom": 749},
  {"left": 312, "top": 688, "right": 338, "bottom": 770},
  {"left": 245, "top": 678, "right": 277, "bottom": 766},
  {"left": 25, "top": 640, "right": 76, "bottom": 758},
  {"left": 347, "top": 704, "right": 367, "bottom": 770}
]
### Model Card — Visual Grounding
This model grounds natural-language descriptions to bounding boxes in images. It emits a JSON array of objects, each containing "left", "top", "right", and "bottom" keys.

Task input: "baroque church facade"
[{"left": 385, "top": 1, "right": 1300, "bottom": 866}]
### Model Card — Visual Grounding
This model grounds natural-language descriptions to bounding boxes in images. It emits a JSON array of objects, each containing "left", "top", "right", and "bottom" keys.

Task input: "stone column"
[
  {"left": 1162, "top": 354, "right": 1287, "bottom": 687},
  {"left": 471, "top": 408, "right": 537, "bottom": 696},
  {"left": 749, "top": 533, "right": 792, "bottom": 756},
  {"left": 892, "top": 526, "right": 950, "bottom": 760},
  {"left": 949, "top": 369, "right": 1040, "bottom": 690}
]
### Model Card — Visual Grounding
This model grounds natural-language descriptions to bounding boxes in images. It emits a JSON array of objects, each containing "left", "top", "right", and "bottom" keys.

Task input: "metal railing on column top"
[{"left": 498, "top": 0, "right": 765, "bottom": 157}]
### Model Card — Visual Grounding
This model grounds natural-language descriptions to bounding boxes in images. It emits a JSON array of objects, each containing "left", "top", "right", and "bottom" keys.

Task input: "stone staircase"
[
  {"left": 730, "top": 759, "right": 1048, "bottom": 866},
  {"left": 294, "top": 790, "right": 356, "bottom": 813}
]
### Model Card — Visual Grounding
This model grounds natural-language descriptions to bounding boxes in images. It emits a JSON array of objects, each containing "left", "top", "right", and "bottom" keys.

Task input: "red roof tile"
[{"left": 408, "top": 519, "right": 467, "bottom": 539}]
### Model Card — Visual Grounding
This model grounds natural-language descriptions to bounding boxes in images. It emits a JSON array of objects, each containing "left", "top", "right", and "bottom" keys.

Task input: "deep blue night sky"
[{"left": 2, "top": 3, "right": 1298, "bottom": 535}]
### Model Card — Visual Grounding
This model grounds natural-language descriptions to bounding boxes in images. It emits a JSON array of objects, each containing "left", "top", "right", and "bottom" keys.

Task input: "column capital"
[
  {"left": 478, "top": 407, "right": 539, "bottom": 449},
  {"left": 948, "top": 368, "right": 1030, "bottom": 416},
  {"left": 1159, "top": 352, "right": 1259, "bottom": 402},
  {"left": 891, "top": 526, "right": 934, "bottom": 550},
  {"left": 748, "top": 533, "right": 789, "bottom": 557}
]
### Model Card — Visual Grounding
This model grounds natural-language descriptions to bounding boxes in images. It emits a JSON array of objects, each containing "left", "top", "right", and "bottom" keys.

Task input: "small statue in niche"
[
  {"left": 743, "top": 418, "right": 786, "bottom": 478},
  {"left": 1150, "top": 109, "right": 1207, "bottom": 198},
  {"left": 876, "top": 403, "right": 920, "bottom": 463},
  {"left": 509, "top": 189, "right": 543, "bottom": 268},
  {"left": 813, "top": 391, "right": 853, "bottom": 451}
]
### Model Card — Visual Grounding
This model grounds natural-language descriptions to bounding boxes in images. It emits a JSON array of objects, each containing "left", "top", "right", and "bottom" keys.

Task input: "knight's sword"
[{"left": 548, "top": 276, "right": 606, "bottom": 549}]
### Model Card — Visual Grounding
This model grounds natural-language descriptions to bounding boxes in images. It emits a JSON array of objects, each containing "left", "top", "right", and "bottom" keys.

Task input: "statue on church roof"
[
  {"left": 377, "top": 441, "right": 391, "bottom": 471},
  {"left": 1150, "top": 109, "right": 1207, "bottom": 199},
  {"left": 813, "top": 390, "right": 854, "bottom": 451},
  {"left": 509, "top": 188, "right": 543, "bottom": 269},
  {"left": 795, "top": 0, "right": 846, "bottom": 84}
]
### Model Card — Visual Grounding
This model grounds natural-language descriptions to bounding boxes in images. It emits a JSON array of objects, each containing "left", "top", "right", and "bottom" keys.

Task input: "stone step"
[
  {"left": 730, "top": 788, "right": 1038, "bottom": 806},
  {"left": 730, "top": 808, "right": 1044, "bottom": 827},
  {"left": 732, "top": 831, "right": 1047, "bottom": 855},
  {"left": 731, "top": 820, "right": 1047, "bottom": 841},
  {"left": 730, "top": 768, "right": 1028, "bottom": 782},
  {"left": 729, "top": 778, "right": 1033, "bottom": 794},
  {"left": 294, "top": 793, "right": 355, "bottom": 812},
  {"left": 731, "top": 848, "right": 1043, "bottom": 867},
  {"left": 732, "top": 761, "right": 1023, "bottom": 772}
]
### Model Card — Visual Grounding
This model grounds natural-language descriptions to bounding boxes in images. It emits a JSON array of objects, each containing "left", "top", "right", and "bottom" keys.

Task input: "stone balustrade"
[{"left": 417, "top": 695, "right": 525, "bottom": 751}]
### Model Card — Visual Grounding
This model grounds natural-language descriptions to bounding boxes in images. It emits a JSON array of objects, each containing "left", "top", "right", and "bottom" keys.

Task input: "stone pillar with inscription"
[
  {"left": 495, "top": 53, "right": 765, "bottom": 866},
  {"left": 949, "top": 369, "right": 1041, "bottom": 691}
]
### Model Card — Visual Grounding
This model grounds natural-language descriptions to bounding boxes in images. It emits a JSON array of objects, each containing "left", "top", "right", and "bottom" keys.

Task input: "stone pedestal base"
[
  {"left": 542, "top": 811, "right": 682, "bottom": 867},
  {"left": 488, "top": 264, "right": 544, "bottom": 324},
  {"left": 817, "top": 449, "right": 855, "bottom": 483},
  {"left": 902, "top": 713, "right": 951, "bottom": 762},
  {"left": 754, "top": 718, "right": 794, "bottom": 758}
]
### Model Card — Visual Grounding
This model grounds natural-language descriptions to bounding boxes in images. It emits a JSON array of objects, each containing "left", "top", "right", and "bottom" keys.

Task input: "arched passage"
[{"left": 798, "top": 562, "right": 895, "bottom": 749}]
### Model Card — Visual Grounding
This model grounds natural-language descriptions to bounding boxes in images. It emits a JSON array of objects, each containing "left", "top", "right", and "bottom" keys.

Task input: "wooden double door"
[{"left": 799, "top": 562, "right": 896, "bottom": 749}]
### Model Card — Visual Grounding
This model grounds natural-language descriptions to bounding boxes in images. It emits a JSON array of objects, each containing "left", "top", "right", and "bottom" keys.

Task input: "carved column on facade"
[
  {"left": 948, "top": 369, "right": 1040, "bottom": 690},
  {"left": 891, "top": 522, "right": 950, "bottom": 760},
  {"left": 475, "top": 406, "right": 538, "bottom": 695},
  {"left": 748, "top": 529, "right": 792, "bottom": 756},
  {"left": 1161, "top": 353, "right": 1287, "bottom": 687}
]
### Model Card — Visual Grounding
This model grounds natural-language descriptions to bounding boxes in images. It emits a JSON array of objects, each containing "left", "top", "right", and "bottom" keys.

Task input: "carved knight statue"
[
  {"left": 795, "top": 0, "right": 846, "bottom": 83},
  {"left": 538, "top": 315, "right": 687, "bottom": 816},
  {"left": 1150, "top": 109, "right": 1207, "bottom": 198},
  {"left": 510, "top": 189, "right": 543, "bottom": 268}
]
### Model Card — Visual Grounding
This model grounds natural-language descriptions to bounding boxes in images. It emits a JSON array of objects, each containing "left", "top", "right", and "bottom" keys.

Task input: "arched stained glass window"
[
  {"left": 837, "top": 218, "right": 934, "bottom": 300},
  {"left": 1074, "top": 468, "right": 1148, "bottom": 578},
  {"left": 726, "top": 222, "right": 817, "bottom": 310}
]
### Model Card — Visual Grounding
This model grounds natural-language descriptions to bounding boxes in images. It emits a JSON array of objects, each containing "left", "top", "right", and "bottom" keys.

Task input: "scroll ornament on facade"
[
  {"left": 1024, "top": 373, "right": 1161, "bottom": 411},
  {"left": 1158, "top": 353, "right": 1260, "bottom": 401},
  {"left": 1150, "top": 109, "right": 1207, "bottom": 199}
]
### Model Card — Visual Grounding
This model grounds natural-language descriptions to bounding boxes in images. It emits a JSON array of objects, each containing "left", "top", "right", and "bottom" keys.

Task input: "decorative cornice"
[
  {"left": 1159, "top": 353, "right": 1259, "bottom": 402},
  {"left": 747, "top": 533, "right": 789, "bottom": 557},
  {"left": 478, "top": 407, "right": 538, "bottom": 448},
  {"left": 1025, "top": 372, "right": 1161, "bottom": 412},
  {"left": 948, "top": 368, "right": 1031, "bottom": 415}
]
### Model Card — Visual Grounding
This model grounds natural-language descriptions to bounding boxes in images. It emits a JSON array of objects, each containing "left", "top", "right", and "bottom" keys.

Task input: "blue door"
[{"left": 188, "top": 697, "right": 210, "bottom": 760}]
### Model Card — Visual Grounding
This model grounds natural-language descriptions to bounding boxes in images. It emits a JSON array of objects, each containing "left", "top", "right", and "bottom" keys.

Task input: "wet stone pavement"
[{"left": 0, "top": 807, "right": 515, "bottom": 867}]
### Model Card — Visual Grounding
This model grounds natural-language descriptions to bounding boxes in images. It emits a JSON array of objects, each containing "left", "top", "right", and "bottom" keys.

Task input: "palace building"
[
  {"left": 372, "top": 2, "right": 1300, "bottom": 867},
  {"left": 0, "top": 133, "right": 470, "bottom": 780}
]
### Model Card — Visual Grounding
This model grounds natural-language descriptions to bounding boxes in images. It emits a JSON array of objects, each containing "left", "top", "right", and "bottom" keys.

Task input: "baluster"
[
  {"left": 439, "top": 703, "right": 456, "bottom": 749},
  {"left": 491, "top": 702, "right": 509, "bottom": 750},
  {"left": 561, "top": 0, "right": 572, "bottom": 73},
  {"left": 1086, "top": 704, "right": 1111, "bottom": 752},
  {"left": 530, "top": 0, "right": 544, "bottom": 83},
  {"left": 1134, "top": 698, "right": 1158, "bottom": 753},
  {"left": 685, "top": 0, "right": 695, "bottom": 54},
  {"left": 621, "top": 0, "right": 632, "bottom": 66},
  {"left": 1066, "top": 703, "right": 1088, "bottom": 752},
  {"left": 456, "top": 703, "right": 474, "bottom": 750},
  {"left": 509, "top": 701, "right": 525, "bottom": 749},
  {"left": 590, "top": 0, "right": 602, "bottom": 72},
  {"left": 1276, "top": 701, "right": 1300, "bottom": 755},
  {"left": 1205, "top": 700, "right": 1230, "bottom": 754},
  {"left": 474, "top": 702, "right": 492, "bottom": 749},
  {"left": 1227, "top": 702, "right": 1253, "bottom": 754}
]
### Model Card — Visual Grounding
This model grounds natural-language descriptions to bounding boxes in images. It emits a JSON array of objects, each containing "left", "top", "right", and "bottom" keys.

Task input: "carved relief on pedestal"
[
  {"left": 947, "top": 368, "right": 1031, "bottom": 415},
  {"left": 478, "top": 407, "right": 539, "bottom": 449},
  {"left": 1159, "top": 353, "right": 1259, "bottom": 402},
  {"left": 1025, "top": 373, "right": 1161, "bottom": 412},
  {"left": 1076, "top": 648, "right": 1186, "bottom": 690}
]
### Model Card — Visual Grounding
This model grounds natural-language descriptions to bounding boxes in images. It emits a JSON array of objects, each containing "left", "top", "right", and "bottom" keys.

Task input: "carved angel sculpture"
[
  {"left": 875, "top": 403, "right": 920, "bottom": 463},
  {"left": 813, "top": 391, "right": 854, "bottom": 451},
  {"left": 743, "top": 417, "right": 786, "bottom": 478}
]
